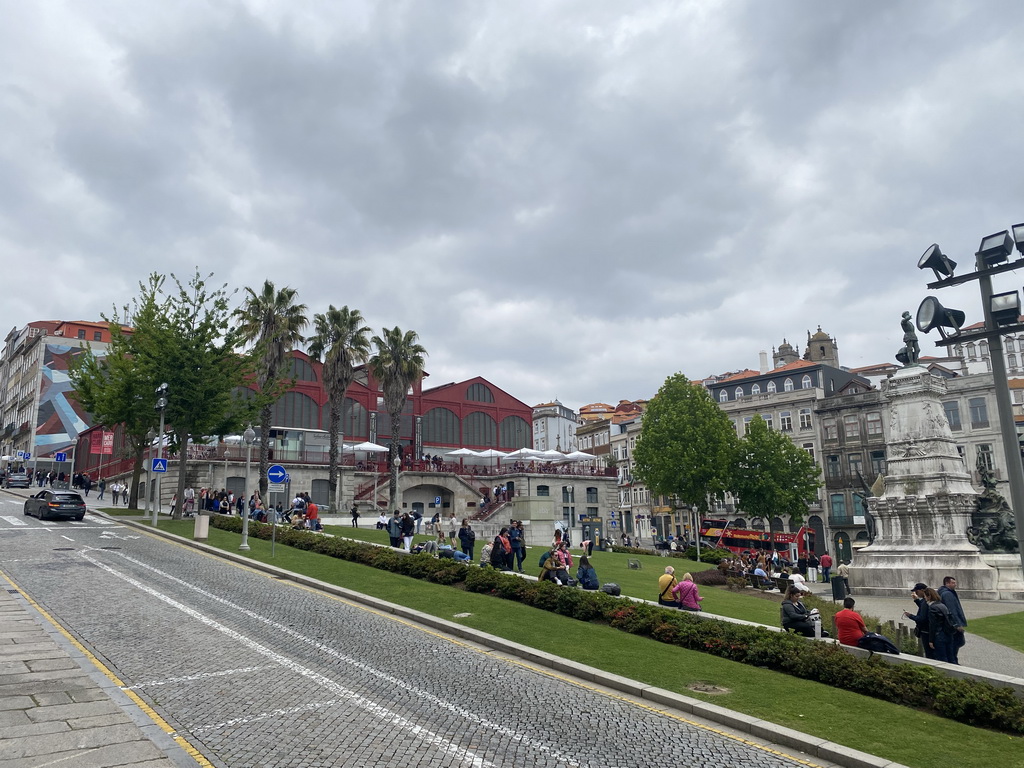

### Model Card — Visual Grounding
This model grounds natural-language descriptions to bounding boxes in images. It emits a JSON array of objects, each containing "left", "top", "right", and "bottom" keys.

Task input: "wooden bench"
[{"left": 774, "top": 576, "right": 793, "bottom": 592}]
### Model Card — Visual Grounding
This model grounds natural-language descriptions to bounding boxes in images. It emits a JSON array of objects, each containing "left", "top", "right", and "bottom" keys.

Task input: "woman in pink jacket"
[{"left": 671, "top": 573, "right": 704, "bottom": 612}]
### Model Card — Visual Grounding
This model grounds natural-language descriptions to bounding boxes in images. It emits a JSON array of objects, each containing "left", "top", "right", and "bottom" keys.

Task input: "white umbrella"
[
  {"left": 564, "top": 451, "right": 596, "bottom": 461},
  {"left": 535, "top": 449, "right": 566, "bottom": 462},
  {"left": 446, "top": 448, "right": 481, "bottom": 457},
  {"left": 352, "top": 441, "right": 389, "bottom": 452},
  {"left": 475, "top": 449, "right": 508, "bottom": 459},
  {"left": 504, "top": 448, "right": 540, "bottom": 459}
]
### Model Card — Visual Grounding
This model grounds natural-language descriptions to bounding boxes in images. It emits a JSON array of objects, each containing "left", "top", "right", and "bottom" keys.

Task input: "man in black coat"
[{"left": 938, "top": 576, "right": 968, "bottom": 664}]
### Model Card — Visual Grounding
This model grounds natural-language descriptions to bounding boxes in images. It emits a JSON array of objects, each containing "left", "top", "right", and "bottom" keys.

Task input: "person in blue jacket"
[
  {"left": 576, "top": 555, "right": 600, "bottom": 590},
  {"left": 508, "top": 520, "right": 526, "bottom": 573}
]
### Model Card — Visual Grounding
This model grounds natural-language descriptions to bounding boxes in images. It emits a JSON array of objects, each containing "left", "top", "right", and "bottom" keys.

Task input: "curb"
[{"left": 105, "top": 511, "right": 911, "bottom": 768}]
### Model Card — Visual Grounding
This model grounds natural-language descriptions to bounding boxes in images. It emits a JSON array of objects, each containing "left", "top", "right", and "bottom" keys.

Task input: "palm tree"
[
  {"left": 307, "top": 306, "right": 371, "bottom": 512},
  {"left": 235, "top": 280, "right": 308, "bottom": 497},
  {"left": 369, "top": 327, "right": 427, "bottom": 509}
]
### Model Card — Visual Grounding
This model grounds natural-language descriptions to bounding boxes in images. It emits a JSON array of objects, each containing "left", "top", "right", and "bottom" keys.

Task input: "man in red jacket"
[{"left": 819, "top": 551, "right": 834, "bottom": 582}]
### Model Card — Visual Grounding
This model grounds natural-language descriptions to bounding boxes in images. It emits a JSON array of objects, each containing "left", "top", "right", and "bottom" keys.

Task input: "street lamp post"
[
  {"left": 918, "top": 226, "right": 1024, "bottom": 577},
  {"left": 144, "top": 429, "right": 155, "bottom": 515},
  {"left": 240, "top": 424, "right": 255, "bottom": 551},
  {"left": 152, "top": 383, "right": 168, "bottom": 527}
]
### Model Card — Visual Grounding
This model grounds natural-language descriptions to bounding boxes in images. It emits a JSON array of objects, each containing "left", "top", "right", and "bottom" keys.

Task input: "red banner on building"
[{"left": 93, "top": 431, "right": 114, "bottom": 455}]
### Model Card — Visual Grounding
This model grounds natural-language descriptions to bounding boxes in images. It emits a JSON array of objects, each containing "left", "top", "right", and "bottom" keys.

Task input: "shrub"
[
  {"left": 205, "top": 515, "right": 1024, "bottom": 735},
  {"left": 691, "top": 569, "right": 727, "bottom": 586}
]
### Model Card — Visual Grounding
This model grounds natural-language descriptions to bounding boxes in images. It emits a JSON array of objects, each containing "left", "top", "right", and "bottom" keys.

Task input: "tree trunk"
[
  {"left": 128, "top": 444, "right": 145, "bottom": 509},
  {"left": 387, "top": 408, "right": 401, "bottom": 509},
  {"left": 258, "top": 403, "right": 272, "bottom": 498},
  {"left": 328, "top": 401, "right": 340, "bottom": 511}
]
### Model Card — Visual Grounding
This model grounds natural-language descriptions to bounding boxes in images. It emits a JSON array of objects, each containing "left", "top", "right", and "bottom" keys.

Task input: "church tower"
[
  {"left": 803, "top": 326, "right": 840, "bottom": 368},
  {"left": 773, "top": 338, "right": 800, "bottom": 368}
]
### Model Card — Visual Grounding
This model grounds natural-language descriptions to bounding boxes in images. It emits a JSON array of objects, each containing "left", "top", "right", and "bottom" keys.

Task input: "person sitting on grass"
[
  {"left": 576, "top": 555, "right": 600, "bottom": 590},
  {"left": 538, "top": 548, "right": 562, "bottom": 583}
]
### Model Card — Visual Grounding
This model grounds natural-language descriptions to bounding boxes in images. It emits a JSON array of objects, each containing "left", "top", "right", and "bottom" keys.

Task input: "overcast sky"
[{"left": 3, "top": 1, "right": 1024, "bottom": 411}]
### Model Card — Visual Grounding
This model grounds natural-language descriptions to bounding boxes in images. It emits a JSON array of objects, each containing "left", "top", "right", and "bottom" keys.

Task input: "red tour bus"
[{"left": 699, "top": 519, "right": 815, "bottom": 559}]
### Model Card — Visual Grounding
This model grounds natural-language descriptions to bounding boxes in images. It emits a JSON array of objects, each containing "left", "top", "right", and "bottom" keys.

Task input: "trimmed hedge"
[{"left": 209, "top": 515, "right": 1024, "bottom": 735}]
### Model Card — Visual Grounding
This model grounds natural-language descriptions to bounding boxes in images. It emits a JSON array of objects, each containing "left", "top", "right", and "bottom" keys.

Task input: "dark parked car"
[
  {"left": 5, "top": 472, "right": 30, "bottom": 488},
  {"left": 24, "top": 490, "right": 86, "bottom": 521}
]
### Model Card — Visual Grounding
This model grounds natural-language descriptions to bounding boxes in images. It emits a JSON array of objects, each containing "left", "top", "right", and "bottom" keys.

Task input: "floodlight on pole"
[
  {"left": 989, "top": 290, "right": 1022, "bottom": 327},
  {"left": 917, "top": 243, "right": 957, "bottom": 281},
  {"left": 915, "top": 296, "right": 966, "bottom": 340},
  {"left": 977, "top": 230, "right": 1014, "bottom": 266},
  {"left": 1013, "top": 223, "right": 1024, "bottom": 257}
]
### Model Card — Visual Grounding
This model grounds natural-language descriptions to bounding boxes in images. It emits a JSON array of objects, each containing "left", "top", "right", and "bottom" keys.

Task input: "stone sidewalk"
[{"left": 0, "top": 586, "right": 196, "bottom": 768}]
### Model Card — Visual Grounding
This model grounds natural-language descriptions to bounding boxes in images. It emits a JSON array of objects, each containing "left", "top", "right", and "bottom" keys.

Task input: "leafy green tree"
[
  {"left": 68, "top": 285, "right": 164, "bottom": 508},
  {"left": 369, "top": 327, "right": 427, "bottom": 509},
  {"left": 234, "top": 280, "right": 308, "bottom": 497},
  {"left": 307, "top": 305, "right": 371, "bottom": 511},
  {"left": 132, "top": 272, "right": 253, "bottom": 519},
  {"left": 732, "top": 415, "right": 821, "bottom": 541},
  {"left": 633, "top": 373, "right": 738, "bottom": 518}
]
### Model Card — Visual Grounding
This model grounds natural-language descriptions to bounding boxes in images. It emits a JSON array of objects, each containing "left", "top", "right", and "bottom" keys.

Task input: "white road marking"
[
  {"left": 123, "top": 665, "right": 274, "bottom": 690},
  {"left": 99, "top": 531, "right": 139, "bottom": 541},
  {"left": 0, "top": 516, "right": 27, "bottom": 526},
  {"left": 92, "top": 549, "right": 583, "bottom": 767},
  {"left": 79, "top": 551, "right": 501, "bottom": 768},
  {"left": 60, "top": 535, "right": 74, "bottom": 541}
]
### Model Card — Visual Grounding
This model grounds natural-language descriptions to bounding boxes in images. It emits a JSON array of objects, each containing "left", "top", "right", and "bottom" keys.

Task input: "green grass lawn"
[
  {"left": 149, "top": 519, "right": 1021, "bottom": 768},
  {"left": 970, "top": 612, "right": 1024, "bottom": 653}
]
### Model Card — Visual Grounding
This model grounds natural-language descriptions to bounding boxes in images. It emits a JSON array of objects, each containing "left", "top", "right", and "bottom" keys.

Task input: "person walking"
[
  {"left": 819, "top": 551, "right": 833, "bottom": 582},
  {"left": 508, "top": 520, "right": 526, "bottom": 573},
  {"left": 350, "top": 504, "right": 360, "bottom": 528},
  {"left": 97, "top": 478, "right": 106, "bottom": 500},
  {"left": 458, "top": 518, "right": 476, "bottom": 561},
  {"left": 671, "top": 573, "right": 703, "bottom": 612},
  {"left": 836, "top": 561, "right": 851, "bottom": 596},
  {"left": 938, "top": 576, "right": 968, "bottom": 664},
  {"left": 807, "top": 552, "right": 820, "bottom": 583},
  {"left": 658, "top": 566, "right": 679, "bottom": 608},
  {"left": 400, "top": 512, "right": 415, "bottom": 552},
  {"left": 447, "top": 513, "right": 459, "bottom": 548},
  {"left": 925, "top": 587, "right": 955, "bottom": 663}
]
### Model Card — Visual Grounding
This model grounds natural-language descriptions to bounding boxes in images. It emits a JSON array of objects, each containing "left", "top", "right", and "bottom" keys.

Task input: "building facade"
[{"left": 531, "top": 399, "right": 577, "bottom": 452}]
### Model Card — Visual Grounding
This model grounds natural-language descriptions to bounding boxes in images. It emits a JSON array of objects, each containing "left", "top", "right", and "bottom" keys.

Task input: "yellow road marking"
[{"left": 0, "top": 570, "right": 215, "bottom": 768}]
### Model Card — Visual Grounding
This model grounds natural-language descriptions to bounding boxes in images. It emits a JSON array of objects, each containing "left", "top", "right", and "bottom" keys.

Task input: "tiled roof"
[{"left": 716, "top": 359, "right": 818, "bottom": 385}]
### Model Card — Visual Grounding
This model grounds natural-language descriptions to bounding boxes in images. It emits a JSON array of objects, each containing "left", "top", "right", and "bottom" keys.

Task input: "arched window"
[
  {"left": 750, "top": 518, "right": 765, "bottom": 530},
  {"left": 751, "top": 384, "right": 761, "bottom": 395},
  {"left": 423, "top": 407, "right": 459, "bottom": 445},
  {"left": 499, "top": 415, "right": 530, "bottom": 449},
  {"left": 719, "top": 390, "right": 728, "bottom": 403},
  {"left": 766, "top": 381, "right": 777, "bottom": 393},
  {"left": 801, "top": 374, "right": 813, "bottom": 389},
  {"left": 378, "top": 401, "right": 414, "bottom": 440},
  {"left": 784, "top": 378, "right": 794, "bottom": 392},
  {"left": 271, "top": 391, "right": 318, "bottom": 429},
  {"left": 463, "top": 411, "right": 497, "bottom": 446},
  {"left": 320, "top": 397, "right": 368, "bottom": 438},
  {"left": 771, "top": 516, "right": 784, "bottom": 532},
  {"left": 466, "top": 383, "right": 494, "bottom": 402},
  {"left": 288, "top": 357, "right": 317, "bottom": 382},
  {"left": 732, "top": 519, "right": 746, "bottom": 528},
  {"left": 734, "top": 386, "right": 744, "bottom": 399}
]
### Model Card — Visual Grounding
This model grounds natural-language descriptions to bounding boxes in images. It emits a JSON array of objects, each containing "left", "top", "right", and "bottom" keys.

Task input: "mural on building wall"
[{"left": 34, "top": 345, "right": 95, "bottom": 456}]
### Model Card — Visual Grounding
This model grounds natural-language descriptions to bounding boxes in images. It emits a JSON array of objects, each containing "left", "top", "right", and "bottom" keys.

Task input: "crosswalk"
[{"left": 0, "top": 515, "right": 118, "bottom": 528}]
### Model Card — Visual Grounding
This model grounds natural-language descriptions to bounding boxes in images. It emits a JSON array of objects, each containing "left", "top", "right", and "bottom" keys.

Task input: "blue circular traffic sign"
[{"left": 267, "top": 464, "right": 287, "bottom": 483}]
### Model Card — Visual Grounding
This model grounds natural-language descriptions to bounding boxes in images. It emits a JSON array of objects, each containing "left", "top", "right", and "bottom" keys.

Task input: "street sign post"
[
  {"left": 151, "top": 458, "right": 168, "bottom": 473},
  {"left": 267, "top": 464, "right": 287, "bottom": 484},
  {"left": 54, "top": 452, "right": 67, "bottom": 463}
]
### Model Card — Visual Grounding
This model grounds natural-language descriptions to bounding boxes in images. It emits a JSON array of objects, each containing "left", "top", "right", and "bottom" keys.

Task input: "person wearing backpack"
[
  {"left": 902, "top": 583, "right": 932, "bottom": 658},
  {"left": 938, "top": 576, "right": 968, "bottom": 664}
]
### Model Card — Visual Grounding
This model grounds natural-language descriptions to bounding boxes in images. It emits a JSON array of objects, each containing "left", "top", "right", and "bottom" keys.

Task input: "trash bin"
[
  {"left": 193, "top": 513, "right": 210, "bottom": 542},
  {"left": 830, "top": 576, "right": 846, "bottom": 602}
]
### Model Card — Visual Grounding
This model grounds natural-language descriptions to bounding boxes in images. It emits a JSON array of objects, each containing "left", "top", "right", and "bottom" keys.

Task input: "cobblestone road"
[{"left": 1, "top": 499, "right": 829, "bottom": 768}]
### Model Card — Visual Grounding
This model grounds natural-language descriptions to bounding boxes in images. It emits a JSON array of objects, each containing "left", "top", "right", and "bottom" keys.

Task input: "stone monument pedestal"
[{"left": 850, "top": 366, "right": 1003, "bottom": 598}]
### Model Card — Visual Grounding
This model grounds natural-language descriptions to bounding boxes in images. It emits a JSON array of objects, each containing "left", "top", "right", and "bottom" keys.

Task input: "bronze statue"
[
  {"left": 895, "top": 310, "right": 920, "bottom": 366},
  {"left": 968, "top": 457, "right": 1020, "bottom": 553}
]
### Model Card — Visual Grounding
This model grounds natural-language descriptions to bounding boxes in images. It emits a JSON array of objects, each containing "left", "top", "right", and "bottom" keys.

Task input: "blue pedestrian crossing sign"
[
  {"left": 267, "top": 464, "right": 287, "bottom": 484},
  {"left": 151, "top": 458, "right": 168, "bottom": 473},
  {"left": 54, "top": 452, "right": 67, "bottom": 462}
]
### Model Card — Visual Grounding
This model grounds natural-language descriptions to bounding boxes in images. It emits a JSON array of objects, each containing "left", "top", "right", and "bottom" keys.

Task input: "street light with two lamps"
[
  {"left": 240, "top": 424, "right": 256, "bottom": 551},
  {"left": 915, "top": 223, "right": 1024, "bottom": 576}
]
